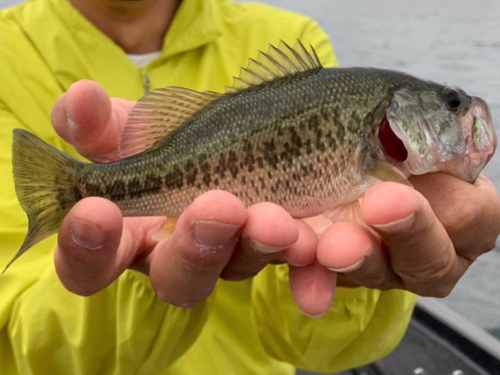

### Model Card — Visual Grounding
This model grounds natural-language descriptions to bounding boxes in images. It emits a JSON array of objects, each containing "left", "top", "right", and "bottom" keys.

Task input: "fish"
[{"left": 7, "top": 41, "right": 496, "bottom": 271}]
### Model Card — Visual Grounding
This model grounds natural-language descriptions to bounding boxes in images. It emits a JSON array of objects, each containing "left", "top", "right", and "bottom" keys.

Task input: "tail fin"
[{"left": 6, "top": 129, "right": 81, "bottom": 272}]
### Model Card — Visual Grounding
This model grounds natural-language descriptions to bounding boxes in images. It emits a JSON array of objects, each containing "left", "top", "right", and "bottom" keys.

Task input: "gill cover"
[
  {"left": 385, "top": 87, "right": 495, "bottom": 182},
  {"left": 386, "top": 87, "right": 466, "bottom": 175}
]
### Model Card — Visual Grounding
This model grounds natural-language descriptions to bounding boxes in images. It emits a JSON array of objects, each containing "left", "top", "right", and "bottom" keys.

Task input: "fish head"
[{"left": 380, "top": 84, "right": 496, "bottom": 183}]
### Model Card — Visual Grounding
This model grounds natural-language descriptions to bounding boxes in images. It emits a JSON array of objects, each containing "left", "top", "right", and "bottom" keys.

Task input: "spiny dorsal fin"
[
  {"left": 119, "top": 87, "right": 221, "bottom": 158},
  {"left": 225, "top": 40, "right": 322, "bottom": 93}
]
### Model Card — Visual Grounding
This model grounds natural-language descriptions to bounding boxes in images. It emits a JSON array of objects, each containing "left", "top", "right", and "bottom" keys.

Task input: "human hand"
[
  {"left": 317, "top": 174, "right": 500, "bottom": 298},
  {"left": 52, "top": 81, "right": 498, "bottom": 319},
  {"left": 51, "top": 80, "right": 330, "bottom": 311}
]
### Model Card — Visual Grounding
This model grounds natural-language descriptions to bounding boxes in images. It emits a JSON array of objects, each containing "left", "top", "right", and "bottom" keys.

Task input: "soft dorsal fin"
[
  {"left": 226, "top": 40, "right": 322, "bottom": 93},
  {"left": 119, "top": 87, "right": 221, "bottom": 158}
]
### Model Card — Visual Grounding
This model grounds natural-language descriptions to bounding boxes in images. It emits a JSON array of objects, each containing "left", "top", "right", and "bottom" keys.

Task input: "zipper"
[{"left": 142, "top": 72, "right": 151, "bottom": 95}]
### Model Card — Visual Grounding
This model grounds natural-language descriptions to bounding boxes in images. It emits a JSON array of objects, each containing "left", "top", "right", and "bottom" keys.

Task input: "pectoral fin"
[
  {"left": 365, "top": 159, "right": 412, "bottom": 187},
  {"left": 152, "top": 217, "right": 179, "bottom": 241}
]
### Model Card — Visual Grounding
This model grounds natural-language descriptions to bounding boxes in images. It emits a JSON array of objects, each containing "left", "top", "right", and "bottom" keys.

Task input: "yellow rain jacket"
[{"left": 0, "top": 0, "right": 417, "bottom": 374}]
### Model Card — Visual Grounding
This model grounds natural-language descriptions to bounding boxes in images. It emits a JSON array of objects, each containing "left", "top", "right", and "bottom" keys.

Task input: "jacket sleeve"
[
  {"left": 249, "top": 20, "right": 418, "bottom": 373},
  {"left": 0, "top": 105, "right": 212, "bottom": 375}
]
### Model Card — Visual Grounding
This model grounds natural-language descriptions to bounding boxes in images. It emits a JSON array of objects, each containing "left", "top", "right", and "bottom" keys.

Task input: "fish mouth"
[{"left": 439, "top": 97, "right": 496, "bottom": 183}]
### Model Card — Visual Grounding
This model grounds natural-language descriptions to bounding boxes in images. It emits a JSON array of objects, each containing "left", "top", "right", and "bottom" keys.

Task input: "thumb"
[{"left": 51, "top": 80, "right": 134, "bottom": 162}]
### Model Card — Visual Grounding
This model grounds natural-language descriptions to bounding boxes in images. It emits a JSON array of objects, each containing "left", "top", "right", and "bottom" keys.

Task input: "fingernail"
[
  {"left": 250, "top": 240, "right": 289, "bottom": 254},
  {"left": 67, "top": 116, "right": 76, "bottom": 135},
  {"left": 303, "top": 311, "right": 327, "bottom": 319},
  {"left": 64, "top": 93, "right": 76, "bottom": 134},
  {"left": 372, "top": 213, "right": 416, "bottom": 234},
  {"left": 328, "top": 258, "right": 366, "bottom": 273},
  {"left": 70, "top": 218, "right": 108, "bottom": 250},
  {"left": 193, "top": 221, "right": 240, "bottom": 248}
]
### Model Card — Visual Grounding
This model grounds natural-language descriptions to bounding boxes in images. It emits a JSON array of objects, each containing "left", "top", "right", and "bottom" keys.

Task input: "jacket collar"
[
  {"left": 50, "top": 0, "right": 223, "bottom": 58},
  {"left": 163, "top": 0, "right": 223, "bottom": 58}
]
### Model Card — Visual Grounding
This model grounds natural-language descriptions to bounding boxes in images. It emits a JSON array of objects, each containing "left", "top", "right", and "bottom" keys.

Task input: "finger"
[
  {"left": 317, "top": 221, "right": 401, "bottom": 289},
  {"left": 289, "top": 262, "right": 337, "bottom": 318},
  {"left": 55, "top": 197, "right": 124, "bottom": 296},
  {"left": 149, "top": 191, "right": 247, "bottom": 308},
  {"left": 411, "top": 172, "right": 500, "bottom": 259},
  {"left": 362, "top": 182, "right": 463, "bottom": 297},
  {"left": 51, "top": 80, "right": 134, "bottom": 162},
  {"left": 282, "top": 219, "right": 318, "bottom": 267},
  {"left": 220, "top": 203, "right": 299, "bottom": 281},
  {"left": 317, "top": 222, "right": 375, "bottom": 272}
]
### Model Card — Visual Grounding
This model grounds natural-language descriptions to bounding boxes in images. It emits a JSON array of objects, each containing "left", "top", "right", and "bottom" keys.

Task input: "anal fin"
[
  {"left": 323, "top": 200, "right": 363, "bottom": 223},
  {"left": 303, "top": 201, "right": 364, "bottom": 237},
  {"left": 302, "top": 215, "right": 333, "bottom": 236}
]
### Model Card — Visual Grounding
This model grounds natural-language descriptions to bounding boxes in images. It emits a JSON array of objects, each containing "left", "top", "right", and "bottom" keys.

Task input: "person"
[{"left": 0, "top": 0, "right": 499, "bottom": 374}]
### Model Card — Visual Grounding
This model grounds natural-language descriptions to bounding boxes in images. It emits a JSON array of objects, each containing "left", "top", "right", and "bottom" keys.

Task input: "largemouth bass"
[{"left": 8, "top": 41, "right": 496, "bottom": 270}]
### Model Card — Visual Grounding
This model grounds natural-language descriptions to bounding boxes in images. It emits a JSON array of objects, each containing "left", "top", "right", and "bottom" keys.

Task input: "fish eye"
[{"left": 444, "top": 87, "right": 462, "bottom": 110}]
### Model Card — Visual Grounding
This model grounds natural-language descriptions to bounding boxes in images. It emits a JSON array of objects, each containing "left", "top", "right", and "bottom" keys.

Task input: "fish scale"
[{"left": 6, "top": 41, "right": 495, "bottom": 270}]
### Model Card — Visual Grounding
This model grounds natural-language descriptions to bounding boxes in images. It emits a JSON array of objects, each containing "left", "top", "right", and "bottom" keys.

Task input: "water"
[{"left": 2, "top": 0, "right": 500, "bottom": 336}]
